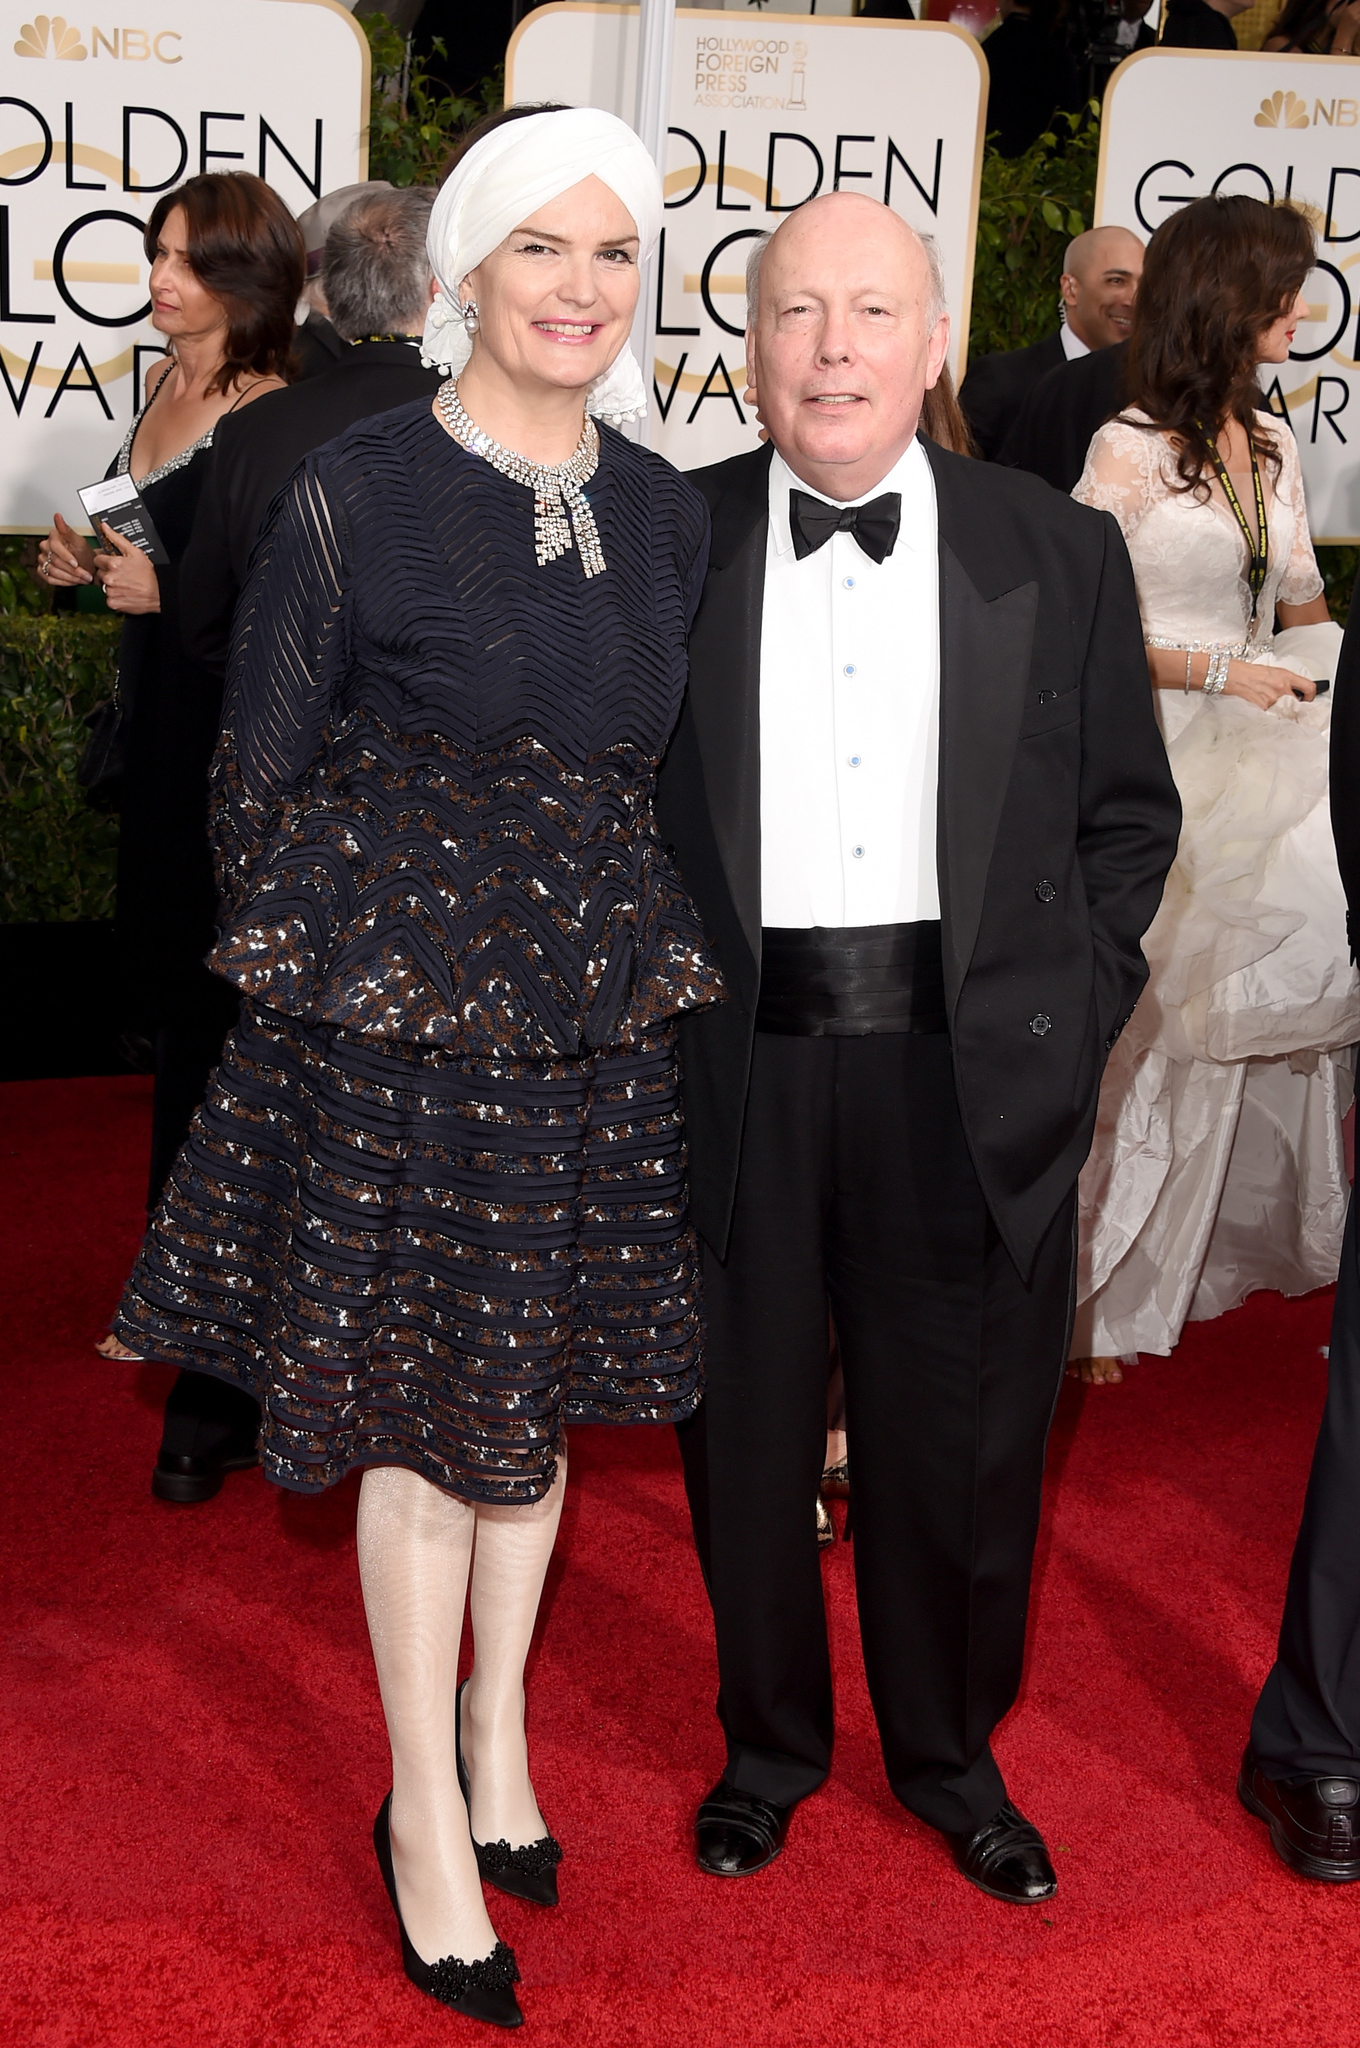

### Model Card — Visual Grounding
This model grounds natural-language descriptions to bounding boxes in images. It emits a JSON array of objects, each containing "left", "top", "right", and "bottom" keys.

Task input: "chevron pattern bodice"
[{"left": 209, "top": 401, "right": 722, "bottom": 1056}]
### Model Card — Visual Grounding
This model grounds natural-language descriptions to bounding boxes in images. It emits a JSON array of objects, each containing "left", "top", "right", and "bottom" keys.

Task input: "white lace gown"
[{"left": 1071, "top": 412, "right": 1359, "bottom": 1358}]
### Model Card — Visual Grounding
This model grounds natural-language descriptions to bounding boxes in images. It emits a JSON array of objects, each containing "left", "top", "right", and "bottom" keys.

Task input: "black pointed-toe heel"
[
  {"left": 372, "top": 1794, "right": 523, "bottom": 2029},
  {"left": 456, "top": 1678, "right": 563, "bottom": 1908}
]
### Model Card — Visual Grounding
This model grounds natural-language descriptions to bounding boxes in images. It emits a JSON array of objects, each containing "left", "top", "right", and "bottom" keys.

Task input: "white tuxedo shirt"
[{"left": 759, "top": 437, "right": 941, "bottom": 928}]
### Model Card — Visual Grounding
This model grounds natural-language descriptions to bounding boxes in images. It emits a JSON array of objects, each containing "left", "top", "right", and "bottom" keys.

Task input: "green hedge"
[
  {"left": 0, "top": 614, "right": 121, "bottom": 922},
  {"left": 359, "top": 12, "right": 501, "bottom": 186},
  {"left": 971, "top": 109, "right": 1101, "bottom": 358}
]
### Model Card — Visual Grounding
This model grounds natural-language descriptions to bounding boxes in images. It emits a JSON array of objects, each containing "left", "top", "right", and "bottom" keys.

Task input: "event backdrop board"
[
  {"left": 1098, "top": 48, "right": 1360, "bottom": 544},
  {"left": 0, "top": 0, "right": 368, "bottom": 533},
  {"left": 507, "top": 4, "right": 986, "bottom": 471}
]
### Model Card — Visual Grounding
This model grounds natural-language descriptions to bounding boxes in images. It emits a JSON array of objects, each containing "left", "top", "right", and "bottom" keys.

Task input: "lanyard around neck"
[{"left": 1200, "top": 424, "right": 1269, "bottom": 626}]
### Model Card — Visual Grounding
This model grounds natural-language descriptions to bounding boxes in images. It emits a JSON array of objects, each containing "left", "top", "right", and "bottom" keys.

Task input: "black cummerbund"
[{"left": 755, "top": 921, "right": 948, "bottom": 1037}]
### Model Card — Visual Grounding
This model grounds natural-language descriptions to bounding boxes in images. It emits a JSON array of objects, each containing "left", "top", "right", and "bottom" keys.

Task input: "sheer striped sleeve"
[
  {"left": 210, "top": 457, "right": 352, "bottom": 912},
  {"left": 227, "top": 457, "right": 352, "bottom": 799}
]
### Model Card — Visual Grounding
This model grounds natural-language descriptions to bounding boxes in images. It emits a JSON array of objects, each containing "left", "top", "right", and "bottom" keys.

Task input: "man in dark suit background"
[
  {"left": 1161, "top": 0, "right": 1248, "bottom": 46},
  {"left": 152, "top": 186, "right": 444, "bottom": 1505},
  {"left": 290, "top": 182, "right": 396, "bottom": 380},
  {"left": 180, "top": 185, "right": 442, "bottom": 679},
  {"left": 1241, "top": 582, "right": 1360, "bottom": 1882},
  {"left": 959, "top": 224, "right": 1143, "bottom": 458},
  {"left": 657, "top": 192, "right": 1180, "bottom": 1902},
  {"left": 983, "top": 0, "right": 1083, "bottom": 159},
  {"left": 1000, "top": 335, "right": 1130, "bottom": 492}
]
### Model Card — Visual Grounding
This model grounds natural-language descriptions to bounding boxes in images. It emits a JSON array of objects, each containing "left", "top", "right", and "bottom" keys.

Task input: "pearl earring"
[{"left": 460, "top": 298, "right": 479, "bottom": 335}]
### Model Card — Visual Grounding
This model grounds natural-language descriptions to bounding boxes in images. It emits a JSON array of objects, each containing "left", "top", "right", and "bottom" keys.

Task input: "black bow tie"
[{"left": 789, "top": 488, "right": 902, "bottom": 564}]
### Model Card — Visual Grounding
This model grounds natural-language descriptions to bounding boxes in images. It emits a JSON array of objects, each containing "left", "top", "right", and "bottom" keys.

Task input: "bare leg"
[
  {"left": 463, "top": 1452, "right": 568, "bottom": 1848},
  {"left": 357, "top": 1465, "right": 497, "bottom": 1966}
]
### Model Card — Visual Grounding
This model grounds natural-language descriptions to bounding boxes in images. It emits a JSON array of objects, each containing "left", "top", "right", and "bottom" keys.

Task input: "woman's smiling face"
[{"left": 463, "top": 175, "right": 641, "bottom": 399}]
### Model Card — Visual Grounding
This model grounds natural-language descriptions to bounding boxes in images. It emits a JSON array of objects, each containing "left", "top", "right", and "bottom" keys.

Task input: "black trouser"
[
  {"left": 1251, "top": 1191, "right": 1360, "bottom": 1781},
  {"left": 678, "top": 1031, "right": 1076, "bottom": 1836},
  {"left": 148, "top": 980, "right": 260, "bottom": 1458}
]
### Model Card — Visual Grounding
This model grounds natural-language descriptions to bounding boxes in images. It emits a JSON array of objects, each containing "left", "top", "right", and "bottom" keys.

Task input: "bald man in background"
[{"left": 958, "top": 225, "right": 1144, "bottom": 460}]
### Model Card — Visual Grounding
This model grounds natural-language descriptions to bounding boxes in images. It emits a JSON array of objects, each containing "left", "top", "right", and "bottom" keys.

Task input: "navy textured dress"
[{"left": 114, "top": 399, "right": 721, "bottom": 1504}]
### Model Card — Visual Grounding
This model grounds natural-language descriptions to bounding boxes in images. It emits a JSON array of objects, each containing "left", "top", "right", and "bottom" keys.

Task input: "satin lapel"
[
  {"left": 689, "top": 447, "right": 772, "bottom": 966},
  {"left": 938, "top": 538, "right": 1038, "bottom": 998}
]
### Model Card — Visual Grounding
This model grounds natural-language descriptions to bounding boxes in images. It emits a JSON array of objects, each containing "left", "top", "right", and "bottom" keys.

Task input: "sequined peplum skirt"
[{"left": 113, "top": 1000, "right": 702, "bottom": 1502}]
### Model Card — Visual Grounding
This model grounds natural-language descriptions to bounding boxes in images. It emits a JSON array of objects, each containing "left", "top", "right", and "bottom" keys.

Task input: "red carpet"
[{"left": 3, "top": 1075, "right": 1355, "bottom": 2046}]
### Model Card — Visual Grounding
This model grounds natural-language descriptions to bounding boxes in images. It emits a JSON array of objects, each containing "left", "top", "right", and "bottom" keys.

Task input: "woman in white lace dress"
[{"left": 1070, "top": 194, "right": 1360, "bottom": 1381}]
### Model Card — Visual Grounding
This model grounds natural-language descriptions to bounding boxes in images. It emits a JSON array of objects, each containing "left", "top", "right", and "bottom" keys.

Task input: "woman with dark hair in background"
[
  {"left": 1265, "top": 0, "right": 1360, "bottom": 52},
  {"left": 1069, "top": 195, "right": 1359, "bottom": 1382},
  {"left": 920, "top": 363, "right": 977, "bottom": 456},
  {"left": 38, "top": 172, "right": 303, "bottom": 1496}
]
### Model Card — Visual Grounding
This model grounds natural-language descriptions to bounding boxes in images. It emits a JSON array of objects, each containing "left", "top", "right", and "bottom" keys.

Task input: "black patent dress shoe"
[
  {"left": 455, "top": 1680, "right": 562, "bottom": 1906},
  {"left": 1238, "top": 1746, "right": 1360, "bottom": 1882},
  {"left": 945, "top": 1800, "right": 1058, "bottom": 1903},
  {"left": 151, "top": 1435, "right": 259, "bottom": 1504},
  {"left": 373, "top": 1794, "right": 523, "bottom": 2028},
  {"left": 695, "top": 1778, "right": 794, "bottom": 1876}
]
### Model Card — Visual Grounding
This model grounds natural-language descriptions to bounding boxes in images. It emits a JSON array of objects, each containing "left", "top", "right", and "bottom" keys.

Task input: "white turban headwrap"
[{"left": 422, "top": 107, "right": 663, "bottom": 427}]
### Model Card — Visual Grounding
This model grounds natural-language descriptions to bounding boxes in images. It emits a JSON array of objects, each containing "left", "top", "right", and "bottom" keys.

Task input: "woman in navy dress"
[{"left": 114, "top": 107, "right": 719, "bottom": 2026}]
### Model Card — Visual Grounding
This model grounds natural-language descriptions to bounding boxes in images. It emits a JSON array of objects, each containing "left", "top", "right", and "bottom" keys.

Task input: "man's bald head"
[
  {"left": 1060, "top": 224, "right": 1144, "bottom": 350},
  {"left": 748, "top": 193, "right": 946, "bottom": 327},
  {"left": 745, "top": 191, "right": 951, "bottom": 502},
  {"left": 1063, "top": 224, "right": 1142, "bottom": 281}
]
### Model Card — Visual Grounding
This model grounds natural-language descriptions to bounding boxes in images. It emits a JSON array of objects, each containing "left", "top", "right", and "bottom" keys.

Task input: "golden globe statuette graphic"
[
  {"left": 0, "top": 0, "right": 369, "bottom": 533},
  {"left": 788, "top": 42, "right": 807, "bottom": 113},
  {"left": 1097, "top": 48, "right": 1360, "bottom": 544}
]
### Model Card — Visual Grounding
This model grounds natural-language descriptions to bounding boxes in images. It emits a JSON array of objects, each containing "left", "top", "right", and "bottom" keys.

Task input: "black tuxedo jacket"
[
  {"left": 1331, "top": 571, "right": 1360, "bottom": 954},
  {"left": 292, "top": 309, "right": 346, "bottom": 381},
  {"left": 180, "top": 339, "right": 443, "bottom": 676},
  {"left": 958, "top": 328, "right": 1065, "bottom": 462},
  {"left": 999, "top": 340, "right": 1129, "bottom": 494},
  {"left": 655, "top": 439, "right": 1181, "bottom": 1275}
]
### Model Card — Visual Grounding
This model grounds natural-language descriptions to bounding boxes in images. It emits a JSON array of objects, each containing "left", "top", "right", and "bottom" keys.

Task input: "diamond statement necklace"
[{"left": 437, "top": 378, "right": 606, "bottom": 579}]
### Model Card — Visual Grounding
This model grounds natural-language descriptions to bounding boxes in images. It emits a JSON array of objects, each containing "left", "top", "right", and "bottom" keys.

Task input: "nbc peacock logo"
[
  {"left": 1255, "top": 89, "right": 1309, "bottom": 128},
  {"left": 14, "top": 13, "right": 88, "bottom": 57}
]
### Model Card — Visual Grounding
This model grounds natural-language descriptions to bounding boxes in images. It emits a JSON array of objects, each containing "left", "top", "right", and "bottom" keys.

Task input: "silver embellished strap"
[
  {"left": 114, "top": 358, "right": 215, "bottom": 488},
  {"left": 120, "top": 429, "right": 214, "bottom": 489},
  {"left": 437, "top": 378, "right": 607, "bottom": 579}
]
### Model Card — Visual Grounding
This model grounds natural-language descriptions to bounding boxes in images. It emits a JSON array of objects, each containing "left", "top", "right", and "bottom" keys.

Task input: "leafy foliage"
[
  {"left": 359, "top": 12, "right": 502, "bottom": 188},
  {"left": 970, "top": 108, "right": 1102, "bottom": 359},
  {"left": 1318, "top": 546, "right": 1357, "bottom": 626},
  {"left": 0, "top": 616, "right": 121, "bottom": 921},
  {"left": 0, "top": 536, "right": 49, "bottom": 618}
]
